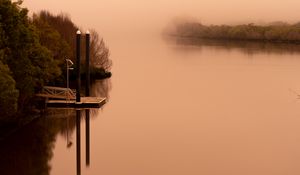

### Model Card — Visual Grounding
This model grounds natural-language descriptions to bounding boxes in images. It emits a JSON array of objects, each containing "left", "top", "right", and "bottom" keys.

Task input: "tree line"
[
  {"left": 172, "top": 21, "right": 300, "bottom": 43},
  {"left": 0, "top": 0, "right": 112, "bottom": 119}
]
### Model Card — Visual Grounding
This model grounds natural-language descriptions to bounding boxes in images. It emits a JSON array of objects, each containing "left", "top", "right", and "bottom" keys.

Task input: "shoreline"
[
  {"left": 173, "top": 22, "right": 300, "bottom": 45},
  {"left": 169, "top": 34, "right": 300, "bottom": 45}
]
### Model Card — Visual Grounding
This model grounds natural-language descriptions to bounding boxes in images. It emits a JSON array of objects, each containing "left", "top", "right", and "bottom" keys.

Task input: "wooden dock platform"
[{"left": 46, "top": 97, "right": 106, "bottom": 108}]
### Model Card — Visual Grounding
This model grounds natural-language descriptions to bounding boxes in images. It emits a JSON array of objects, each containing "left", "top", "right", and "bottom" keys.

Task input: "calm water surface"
[{"left": 2, "top": 35, "right": 300, "bottom": 175}]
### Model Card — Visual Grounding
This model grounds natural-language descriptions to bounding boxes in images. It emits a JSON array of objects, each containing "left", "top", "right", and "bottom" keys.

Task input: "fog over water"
[
  {"left": 24, "top": 0, "right": 300, "bottom": 38},
  {"left": 13, "top": 1, "right": 300, "bottom": 175}
]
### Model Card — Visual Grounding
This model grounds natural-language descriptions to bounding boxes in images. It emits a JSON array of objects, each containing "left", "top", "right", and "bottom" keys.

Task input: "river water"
[{"left": 2, "top": 33, "right": 300, "bottom": 175}]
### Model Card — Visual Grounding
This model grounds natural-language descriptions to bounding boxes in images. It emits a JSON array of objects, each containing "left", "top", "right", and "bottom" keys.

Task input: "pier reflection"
[
  {"left": 0, "top": 79, "right": 111, "bottom": 175},
  {"left": 0, "top": 115, "right": 54, "bottom": 175},
  {"left": 75, "top": 109, "right": 91, "bottom": 175},
  {"left": 0, "top": 109, "right": 95, "bottom": 175}
]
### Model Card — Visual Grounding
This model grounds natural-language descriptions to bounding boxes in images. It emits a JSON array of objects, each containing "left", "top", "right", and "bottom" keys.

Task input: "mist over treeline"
[{"left": 167, "top": 20, "right": 300, "bottom": 43}]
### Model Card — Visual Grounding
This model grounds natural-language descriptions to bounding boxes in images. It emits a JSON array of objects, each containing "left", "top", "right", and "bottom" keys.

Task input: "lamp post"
[{"left": 66, "top": 59, "right": 74, "bottom": 103}]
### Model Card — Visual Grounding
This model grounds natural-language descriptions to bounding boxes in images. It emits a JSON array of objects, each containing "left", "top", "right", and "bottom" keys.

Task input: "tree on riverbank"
[
  {"left": 0, "top": 60, "right": 19, "bottom": 118},
  {"left": 0, "top": 0, "right": 60, "bottom": 117},
  {"left": 32, "top": 11, "right": 112, "bottom": 77}
]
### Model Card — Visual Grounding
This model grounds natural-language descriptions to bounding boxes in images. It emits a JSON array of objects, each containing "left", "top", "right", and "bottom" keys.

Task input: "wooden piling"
[
  {"left": 85, "top": 31, "right": 90, "bottom": 97},
  {"left": 76, "top": 30, "right": 81, "bottom": 102}
]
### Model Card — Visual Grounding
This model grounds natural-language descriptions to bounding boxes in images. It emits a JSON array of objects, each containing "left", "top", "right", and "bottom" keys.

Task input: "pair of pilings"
[
  {"left": 76, "top": 30, "right": 91, "bottom": 103},
  {"left": 76, "top": 30, "right": 91, "bottom": 175}
]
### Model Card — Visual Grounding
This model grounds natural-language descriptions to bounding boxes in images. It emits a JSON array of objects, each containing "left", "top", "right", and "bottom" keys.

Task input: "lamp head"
[{"left": 66, "top": 59, "right": 74, "bottom": 66}]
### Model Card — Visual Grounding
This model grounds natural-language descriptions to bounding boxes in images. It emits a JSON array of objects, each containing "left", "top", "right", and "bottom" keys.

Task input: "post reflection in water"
[
  {"left": 75, "top": 109, "right": 91, "bottom": 175},
  {"left": 85, "top": 109, "right": 90, "bottom": 166},
  {"left": 76, "top": 110, "right": 81, "bottom": 175}
]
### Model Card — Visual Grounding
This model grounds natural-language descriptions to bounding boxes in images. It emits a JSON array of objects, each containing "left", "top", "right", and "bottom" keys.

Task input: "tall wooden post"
[
  {"left": 85, "top": 31, "right": 91, "bottom": 166},
  {"left": 85, "top": 31, "right": 90, "bottom": 96},
  {"left": 76, "top": 30, "right": 81, "bottom": 102}
]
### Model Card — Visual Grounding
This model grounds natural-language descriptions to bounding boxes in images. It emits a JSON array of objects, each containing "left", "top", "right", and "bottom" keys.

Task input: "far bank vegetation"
[{"left": 172, "top": 21, "right": 300, "bottom": 43}]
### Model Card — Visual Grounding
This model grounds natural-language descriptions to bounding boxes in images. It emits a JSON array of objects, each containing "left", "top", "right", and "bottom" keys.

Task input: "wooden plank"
[
  {"left": 36, "top": 94, "right": 76, "bottom": 100},
  {"left": 43, "top": 86, "right": 71, "bottom": 91}
]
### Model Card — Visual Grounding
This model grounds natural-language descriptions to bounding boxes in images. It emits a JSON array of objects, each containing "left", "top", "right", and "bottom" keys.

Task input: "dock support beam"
[{"left": 76, "top": 30, "right": 81, "bottom": 102}]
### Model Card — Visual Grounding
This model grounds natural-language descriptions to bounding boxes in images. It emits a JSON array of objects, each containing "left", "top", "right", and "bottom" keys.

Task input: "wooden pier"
[
  {"left": 36, "top": 32, "right": 107, "bottom": 110},
  {"left": 46, "top": 97, "right": 106, "bottom": 108},
  {"left": 37, "top": 86, "right": 106, "bottom": 109}
]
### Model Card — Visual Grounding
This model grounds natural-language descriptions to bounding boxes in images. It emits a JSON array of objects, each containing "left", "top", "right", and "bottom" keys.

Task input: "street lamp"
[{"left": 66, "top": 59, "right": 74, "bottom": 103}]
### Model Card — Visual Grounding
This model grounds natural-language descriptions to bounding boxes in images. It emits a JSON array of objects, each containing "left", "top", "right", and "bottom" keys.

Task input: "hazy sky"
[{"left": 23, "top": 0, "right": 300, "bottom": 36}]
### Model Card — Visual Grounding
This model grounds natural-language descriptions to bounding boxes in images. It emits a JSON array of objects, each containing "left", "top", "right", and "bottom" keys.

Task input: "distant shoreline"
[
  {"left": 169, "top": 34, "right": 300, "bottom": 45},
  {"left": 163, "top": 35, "right": 300, "bottom": 55},
  {"left": 171, "top": 22, "right": 300, "bottom": 44}
]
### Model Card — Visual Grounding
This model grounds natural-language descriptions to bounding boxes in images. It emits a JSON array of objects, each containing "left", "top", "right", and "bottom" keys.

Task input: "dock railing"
[{"left": 36, "top": 86, "right": 76, "bottom": 100}]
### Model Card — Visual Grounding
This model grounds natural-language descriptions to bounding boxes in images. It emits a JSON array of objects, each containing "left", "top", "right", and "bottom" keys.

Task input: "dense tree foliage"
[
  {"left": 0, "top": 0, "right": 61, "bottom": 117},
  {"left": 32, "top": 11, "right": 112, "bottom": 72},
  {"left": 0, "top": 60, "right": 19, "bottom": 118},
  {"left": 173, "top": 22, "right": 300, "bottom": 43},
  {"left": 31, "top": 13, "right": 71, "bottom": 67}
]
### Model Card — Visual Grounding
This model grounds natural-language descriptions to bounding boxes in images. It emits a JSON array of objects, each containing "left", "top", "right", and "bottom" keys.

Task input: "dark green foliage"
[
  {"left": 0, "top": 60, "right": 19, "bottom": 118},
  {"left": 174, "top": 22, "right": 300, "bottom": 43},
  {"left": 33, "top": 11, "right": 112, "bottom": 72},
  {"left": 0, "top": 0, "right": 61, "bottom": 113},
  {"left": 31, "top": 13, "right": 72, "bottom": 65},
  {"left": 35, "top": 11, "right": 78, "bottom": 53}
]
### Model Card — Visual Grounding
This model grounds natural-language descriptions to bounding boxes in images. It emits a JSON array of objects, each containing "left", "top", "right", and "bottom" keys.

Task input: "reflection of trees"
[
  {"left": 90, "top": 79, "right": 112, "bottom": 101},
  {"left": 167, "top": 36, "right": 300, "bottom": 55},
  {"left": 0, "top": 117, "right": 57, "bottom": 175},
  {"left": 0, "top": 112, "right": 81, "bottom": 175},
  {"left": 45, "top": 109, "right": 77, "bottom": 142},
  {"left": 45, "top": 109, "right": 96, "bottom": 141},
  {"left": 0, "top": 79, "right": 112, "bottom": 174}
]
